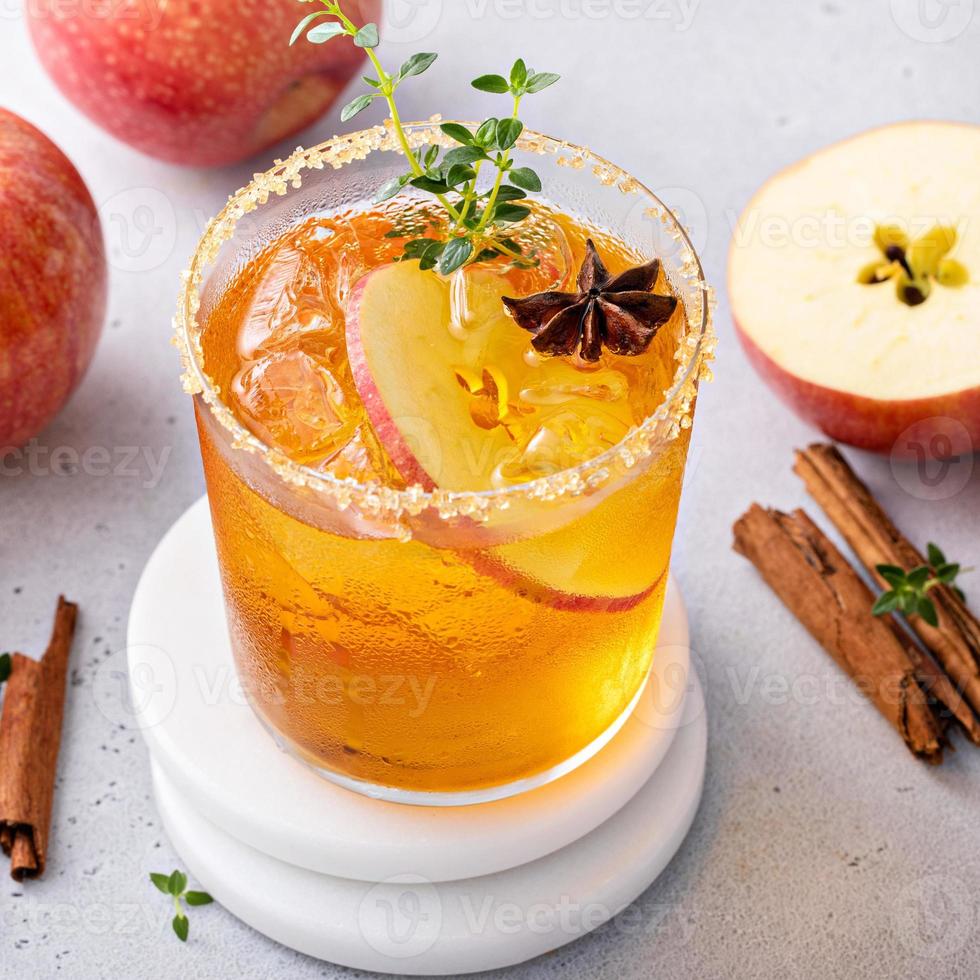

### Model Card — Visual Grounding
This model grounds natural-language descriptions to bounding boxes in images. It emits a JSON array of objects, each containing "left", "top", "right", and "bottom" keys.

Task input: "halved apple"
[
  {"left": 345, "top": 260, "right": 661, "bottom": 611},
  {"left": 730, "top": 121, "right": 980, "bottom": 456}
]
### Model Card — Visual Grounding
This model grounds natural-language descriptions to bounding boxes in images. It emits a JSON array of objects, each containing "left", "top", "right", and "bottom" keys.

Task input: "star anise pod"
[{"left": 502, "top": 239, "right": 678, "bottom": 362}]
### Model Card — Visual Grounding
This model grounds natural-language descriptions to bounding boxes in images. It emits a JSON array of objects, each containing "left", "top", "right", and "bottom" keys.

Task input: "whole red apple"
[
  {"left": 0, "top": 109, "right": 106, "bottom": 453},
  {"left": 27, "top": 0, "right": 381, "bottom": 168}
]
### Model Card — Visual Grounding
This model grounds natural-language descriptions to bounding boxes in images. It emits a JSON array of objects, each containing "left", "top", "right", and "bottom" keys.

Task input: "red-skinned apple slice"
[
  {"left": 346, "top": 259, "right": 517, "bottom": 492},
  {"left": 346, "top": 260, "right": 658, "bottom": 611},
  {"left": 730, "top": 121, "right": 980, "bottom": 457}
]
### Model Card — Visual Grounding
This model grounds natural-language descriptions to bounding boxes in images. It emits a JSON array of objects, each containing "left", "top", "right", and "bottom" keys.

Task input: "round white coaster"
[
  {"left": 152, "top": 673, "right": 706, "bottom": 976},
  {"left": 128, "top": 497, "right": 697, "bottom": 883}
]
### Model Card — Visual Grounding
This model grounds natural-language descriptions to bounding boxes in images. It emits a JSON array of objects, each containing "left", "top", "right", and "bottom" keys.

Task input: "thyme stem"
[{"left": 475, "top": 93, "right": 522, "bottom": 235}]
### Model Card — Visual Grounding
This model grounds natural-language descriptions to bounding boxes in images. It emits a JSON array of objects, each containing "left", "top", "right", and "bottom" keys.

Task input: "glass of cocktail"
[{"left": 176, "top": 117, "right": 712, "bottom": 802}]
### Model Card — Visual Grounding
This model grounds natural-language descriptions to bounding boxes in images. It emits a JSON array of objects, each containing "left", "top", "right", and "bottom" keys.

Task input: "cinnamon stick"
[
  {"left": 0, "top": 597, "right": 78, "bottom": 880},
  {"left": 733, "top": 505, "right": 945, "bottom": 763},
  {"left": 795, "top": 443, "right": 980, "bottom": 742}
]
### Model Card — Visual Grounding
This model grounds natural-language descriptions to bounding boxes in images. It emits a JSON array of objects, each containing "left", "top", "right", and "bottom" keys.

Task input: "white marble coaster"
[{"left": 152, "top": 673, "right": 706, "bottom": 975}]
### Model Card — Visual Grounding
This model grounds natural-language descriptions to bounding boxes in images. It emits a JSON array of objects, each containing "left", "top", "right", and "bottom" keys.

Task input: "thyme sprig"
[
  {"left": 150, "top": 869, "right": 213, "bottom": 942},
  {"left": 291, "top": 1, "right": 559, "bottom": 275},
  {"left": 872, "top": 542, "right": 970, "bottom": 627}
]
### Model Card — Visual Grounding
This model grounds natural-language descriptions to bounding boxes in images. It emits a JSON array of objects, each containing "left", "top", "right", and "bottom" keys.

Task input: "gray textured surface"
[{"left": 3, "top": 1, "right": 980, "bottom": 977}]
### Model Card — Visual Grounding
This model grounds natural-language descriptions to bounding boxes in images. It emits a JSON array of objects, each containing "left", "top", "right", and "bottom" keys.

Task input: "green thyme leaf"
[
  {"left": 438, "top": 238, "right": 474, "bottom": 275},
  {"left": 417, "top": 240, "right": 446, "bottom": 271},
  {"left": 149, "top": 872, "right": 171, "bottom": 895},
  {"left": 440, "top": 122, "right": 475, "bottom": 145},
  {"left": 510, "top": 58, "right": 528, "bottom": 90},
  {"left": 927, "top": 543, "right": 946, "bottom": 567},
  {"left": 507, "top": 166, "right": 541, "bottom": 192},
  {"left": 289, "top": 12, "right": 335, "bottom": 46},
  {"left": 443, "top": 145, "right": 485, "bottom": 167},
  {"left": 399, "top": 52, "right": 437, "bottom": 78},
  {"left": 152, "top": 867, "right": 212, "bottom": 943},
  {"left": 340, "top": 93, "right": 375, "bottom": 122},
  {"left": 373, "top": 176, "right": 408, "bottom": 204},
  {"left": 917, "top": 597, "right": 939, "bottom": 627},
  {"left": 410, "top": 175, "right": 451, "bottom": 194},
  {"left": 475, "top": 118, "right": 499, "bottom": 145},
  {"left": 876, "top": 564, "right": 907, "bottom": 586},
  {"left": 525, "top": 71, "right": 560, "bottom": 93},
  {"left": 494, "top": 185, "right": 528, "bottom": 202},
  {"left": 403, "top": 238, "right": 445, "bottom": 270},
  {"left": 353, "top": 23, "right": 379, "bottom": 48},
  {"left": 494, "top": 118, "right": 523, "bottom": 151},
  {"left": 871, "top": 592, "right": 900, "bottom": 616},
  {"left": 493, "top": 203, "right": 531, "bottom": 223},
  {"left": 472, "top": 74, "right": 510, "bottom": 94},
  {"left": 402, "top": 238, "right": 435, "bottom": 256},
  {"left": 906, "top": 566, "right": 931, "bottom": 590},
  {"left": 445, "top": 164, "right": 476, "bottom": 187},
  {"left": 306, "top": 21, "right": 346, "bottom": 44}
]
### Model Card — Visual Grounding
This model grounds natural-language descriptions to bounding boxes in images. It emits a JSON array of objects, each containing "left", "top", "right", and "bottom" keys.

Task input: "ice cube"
[
  {"left": 235, "top": 245, "right": 324, "bottom": 360},
  {"left": 519, "top": 362, "right": 629, "bottom": 407},
  {"left": 232, "top": 349, "right": 358, "bottom": 464},
  {"left": 497, "top": 210, "right": 573, "bottom": 294},
  {"left": 491, "top": 407, "right": 629, "bottom": 488},
  {"left": 315, "top": 423, "right": 400, "bottom": 485}
]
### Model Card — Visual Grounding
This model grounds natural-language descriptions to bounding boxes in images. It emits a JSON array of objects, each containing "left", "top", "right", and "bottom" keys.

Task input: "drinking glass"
[{"left": 176, "top": 123, "right": 714, "bottom": 804}]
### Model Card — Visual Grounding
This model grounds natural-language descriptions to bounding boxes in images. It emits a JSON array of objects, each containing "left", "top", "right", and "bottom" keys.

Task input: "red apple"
[
  {"left": 730, "top": 121, "right": 980, "bottom": 458},
  {"left": 346, "top": 260, "right": 655, "bottom": 611},
  {"left": 27, "top": 0, "right": 381, "bottom": 167},
  {"left": 0, "top": 109, "right": 106, "bottom": 452}
]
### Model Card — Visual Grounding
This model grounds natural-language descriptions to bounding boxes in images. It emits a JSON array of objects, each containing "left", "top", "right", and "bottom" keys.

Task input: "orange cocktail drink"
[{"left": 178, "top": 124, "right": 712, "bottom": 801}]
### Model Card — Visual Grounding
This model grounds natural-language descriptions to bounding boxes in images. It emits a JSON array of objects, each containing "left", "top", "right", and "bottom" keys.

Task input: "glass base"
[{"left": 251, "top": 672, "right": 651, "bottom": 807}]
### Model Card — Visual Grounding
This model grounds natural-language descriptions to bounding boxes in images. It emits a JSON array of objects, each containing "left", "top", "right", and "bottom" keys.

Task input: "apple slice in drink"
[
  {"left": 346, "top": 260, "right": 664, "bottom": 611},
  {"left": 346, "top": 259, "right": 517, "bottom": 492}
]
